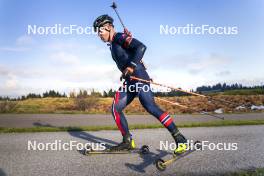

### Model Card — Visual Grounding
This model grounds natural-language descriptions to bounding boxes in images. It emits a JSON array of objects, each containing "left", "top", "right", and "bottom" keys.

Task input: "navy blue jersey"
[
  {"left": 110, "top": 32, "right": 150, "bottom": 80},
  {"left": 110, "top": 33, "right": 146, "bottom": 69}
]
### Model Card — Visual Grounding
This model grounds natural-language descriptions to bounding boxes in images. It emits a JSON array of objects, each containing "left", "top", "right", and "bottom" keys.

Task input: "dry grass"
[{"left": 1, "top": 95, "right": 264, "bottom": 114}]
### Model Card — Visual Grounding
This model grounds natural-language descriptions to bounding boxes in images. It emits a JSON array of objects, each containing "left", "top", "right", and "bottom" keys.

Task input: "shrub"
[
  {"left": 74, "top": 96, "right": 99, "bottom": 111},
  {"left": 0, "top": 101, "right": 18, "bottom": 113}
]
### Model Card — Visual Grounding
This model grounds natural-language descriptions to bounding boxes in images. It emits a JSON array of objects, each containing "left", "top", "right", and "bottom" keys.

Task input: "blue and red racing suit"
[{"left": 110, "top": 32, "right": 178, "bottom": 137}]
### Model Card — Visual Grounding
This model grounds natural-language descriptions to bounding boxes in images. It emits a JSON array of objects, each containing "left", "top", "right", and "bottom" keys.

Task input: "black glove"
[{"left": 120, "top": 67, "right": 134, "bottom": 81}]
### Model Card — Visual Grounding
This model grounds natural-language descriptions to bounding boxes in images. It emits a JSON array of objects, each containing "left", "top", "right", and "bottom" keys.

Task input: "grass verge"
[
  {"left": 1, "top": 119, "right": 264, "bottom": 133},
  {"left": 229, "top": 168, "right": 264, "bottom": 176}
]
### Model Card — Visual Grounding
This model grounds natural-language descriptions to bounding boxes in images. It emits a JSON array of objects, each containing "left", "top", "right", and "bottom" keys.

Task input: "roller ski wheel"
[
  {"left": 155, "top": 159, "right": 166, "bottom": 171},
  {"left": 155, "top": 140, "right": 202, "bottom": 171},
  {"left": 83, "top": 146, "right": 93, "bottom": 155}
]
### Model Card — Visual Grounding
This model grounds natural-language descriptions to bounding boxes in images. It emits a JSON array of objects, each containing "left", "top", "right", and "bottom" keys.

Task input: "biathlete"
[{"left": 93, "top": 15, "right": 188, "bottom": 154}]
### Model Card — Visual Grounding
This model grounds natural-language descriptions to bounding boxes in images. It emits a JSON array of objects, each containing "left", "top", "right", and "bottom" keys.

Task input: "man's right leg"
[{"left": 138, "top": 85, "right": 188, "bottom": 154}]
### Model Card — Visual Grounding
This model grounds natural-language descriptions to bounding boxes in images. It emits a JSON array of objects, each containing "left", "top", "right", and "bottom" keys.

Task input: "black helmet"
[{"left": 93, "top": 14, "right": 114, "bottom": 32}]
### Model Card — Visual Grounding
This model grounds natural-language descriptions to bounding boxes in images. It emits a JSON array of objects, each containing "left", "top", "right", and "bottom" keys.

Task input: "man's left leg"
[
  {"left": 110, "top": 87, "right": 137, "bottom": 151},
  {"left": 138, "top": 84, "right": 188, "bottom": 154}
]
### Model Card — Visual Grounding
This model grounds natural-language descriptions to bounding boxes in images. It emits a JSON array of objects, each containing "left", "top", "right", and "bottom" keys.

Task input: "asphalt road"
[
  {"left": 0, "top": 113, "right": 264, "bottom": 128},
  {"left": 0, "top": 125, "right": 264, "bottom": 176}
]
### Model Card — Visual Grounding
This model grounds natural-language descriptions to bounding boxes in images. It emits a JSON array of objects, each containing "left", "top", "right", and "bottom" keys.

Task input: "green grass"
[
  {"left": 229, "top": 168, "right": 264, "bottom": 176},
  {"left": 1, "top": 119, "right": 264, "bottom": 133},
  {"left": 223, "top": 89, "right": 264, "bottom": 95}
]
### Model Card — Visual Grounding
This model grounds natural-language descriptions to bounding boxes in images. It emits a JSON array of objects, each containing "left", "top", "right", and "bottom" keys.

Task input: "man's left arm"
[{"left": 114, "top": 33, "right": 146, "bottom": 68}]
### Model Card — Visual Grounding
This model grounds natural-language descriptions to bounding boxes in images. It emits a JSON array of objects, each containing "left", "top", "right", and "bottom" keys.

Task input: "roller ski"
[
  {"left": 84, "top": 134, "right": 149, "bottom": 155},
  {"left": 155, "top": 140, "right": 202, "bottom": 171}
]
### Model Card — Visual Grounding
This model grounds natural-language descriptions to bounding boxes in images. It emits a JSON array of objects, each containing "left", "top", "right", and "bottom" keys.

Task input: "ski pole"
[
  {"left": 130, "top": 76, "right": 206, "bottom": 98},
  {"left": 110, "top": 1, "right": 126, "bottom": 29},
  {"left": 155, "top": 97, "right": 225, "bottom": 120},
  {"left": 130, "top": 76, "right": 240, "bottom": 107},
  {"left": 155, "top": 97, "right": 188, "bottom": 108},
  {"left": 110, "top": 1, "right": 132, "bottom": 36}
]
